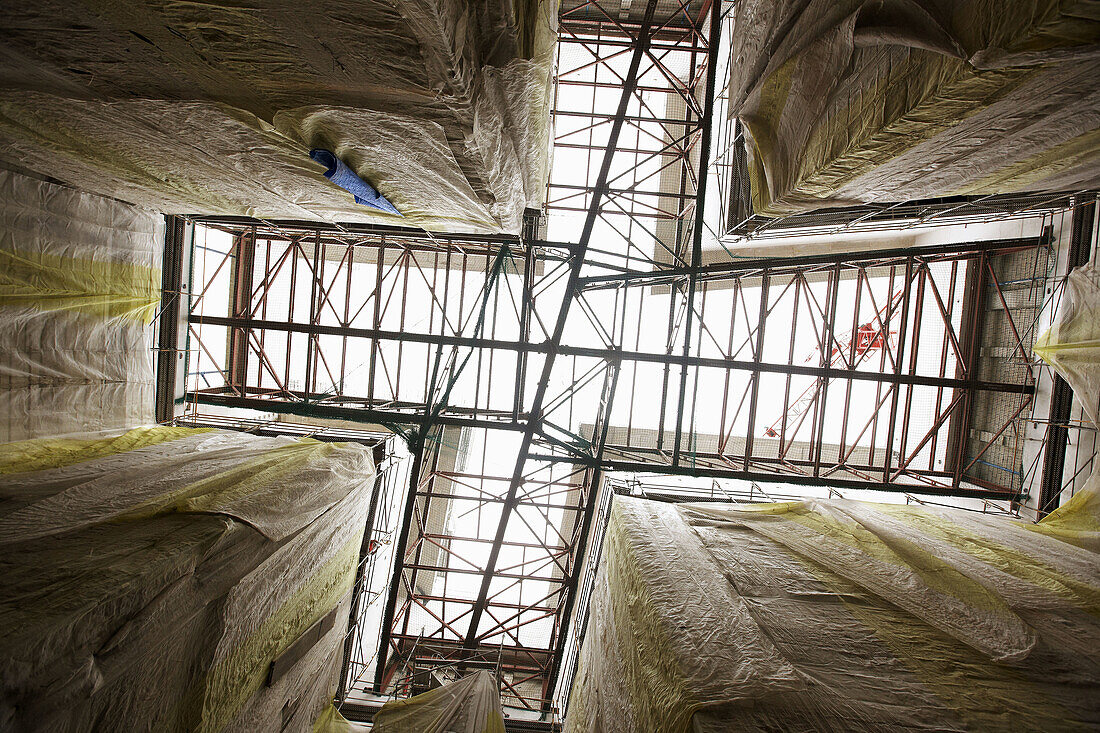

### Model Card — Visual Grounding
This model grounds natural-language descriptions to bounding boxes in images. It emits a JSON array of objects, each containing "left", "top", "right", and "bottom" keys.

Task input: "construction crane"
[{"left": 763, "top": 289, "right": 904, "bottom": 438}]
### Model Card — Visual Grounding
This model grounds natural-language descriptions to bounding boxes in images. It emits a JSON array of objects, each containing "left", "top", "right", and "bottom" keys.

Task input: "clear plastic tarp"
[
  {"left": 1035, "top": 263, "right": 1100, "bottom": 428},
  {"left": 567, "top": 489, "right": 1100, "bottom": 732},
  {"left": 729, "top": 0, "right": 1100, "bottom": 217},
  {"left": 0, "top": 426, "right": 376, "bottom": 732},
  {"left": 313, "top": 704, "right": 370, "bottom": 733},
  {"left": 372, "top": 670, "right": 506, "bottom": 733},
  {"left": 0, "top": 1, "right": 557, "bottom": 234},
  {"left": 0, "top": 169, "right": 161, "bottom": 443},
  {"left": 1034, "top": 261, "right": 1100, "bottom": 546}
]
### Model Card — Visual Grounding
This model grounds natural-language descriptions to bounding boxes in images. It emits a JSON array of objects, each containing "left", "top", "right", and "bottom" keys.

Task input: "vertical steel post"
[
  {"left": 672, "top": 0, "right": 723, "bottom": 464},
  {"left": 461, "top": 0, "right": 661, "bottom": 657},
  {"left": 1038, "top": 198, "right": 1095, "bottom": 515}
]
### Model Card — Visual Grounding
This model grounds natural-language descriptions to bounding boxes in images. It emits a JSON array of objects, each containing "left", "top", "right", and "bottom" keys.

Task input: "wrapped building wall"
[
  {"left": 0, "top": 426, "right": 376, "bottom": 732},
  {"left": 0, "top": 0, "right": 557, "bottom": 234},
  {"left": 566, "top": 493, "right": 1100, "bottom": 732},
  {"left": 730, "top": 0, "right": 1100, "bottom": 217},
  {"left": 0, "top": 169, "right": 161, "bottom": 442}
]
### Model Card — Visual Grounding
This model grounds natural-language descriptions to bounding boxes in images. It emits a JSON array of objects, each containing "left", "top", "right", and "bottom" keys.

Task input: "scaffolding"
[{"left": 156, "top": 0, "right": 1079, "bottom": 719}]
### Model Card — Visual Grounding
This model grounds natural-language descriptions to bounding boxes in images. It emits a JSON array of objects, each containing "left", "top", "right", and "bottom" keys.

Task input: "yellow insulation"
[
  {"left": 0, "top": 426, "right": 205, "bottom": 474},
  {"left": 0, "top": 245, "right": 160, "bottom": 322}
]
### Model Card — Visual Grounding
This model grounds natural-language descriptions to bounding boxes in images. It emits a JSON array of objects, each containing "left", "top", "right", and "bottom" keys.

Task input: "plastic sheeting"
[
  {"left": 0, "top": 426, "right": 376, "bottom": 733},
  {"left": 372, "top": 670, "right": 506, "bottom": 733},
  {"left": 1034, "top": 261, "right": 1100, "bottom": 545},
  {"left": 0, "top": 0, "right": 557, "bottom": 234},
  {"left": 1035, "top": 263, "right": 1100, "bottom": 427},
  {"left": 0, "top": 169, "right": 161, "bottom": 443},
  {"left": 566, "top": 493, "right": 1100, "bottom": 732},
  {"left": 730, "top": 0, "right": 1100, "bottom": 217},
  {"left": 232, "top": 595, "right": 355, "bottom": 733},
  {"left": 313, "top": 704, "right": 370, "bottom": 733}
]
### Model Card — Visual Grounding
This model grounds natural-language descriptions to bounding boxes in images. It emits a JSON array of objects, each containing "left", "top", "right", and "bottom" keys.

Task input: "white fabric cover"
[
  {"left": 730, "top": 0, "right": 1100, "bottom": 216},
  {"left": 1032, "top": 261, "right": 1100, "bottom": 539},
  {"left": 372, "top": 670, "right": 505, "bottom": 733},
  {"left": 1035, "top": 263, "right": 1100, "bottom": 427}
]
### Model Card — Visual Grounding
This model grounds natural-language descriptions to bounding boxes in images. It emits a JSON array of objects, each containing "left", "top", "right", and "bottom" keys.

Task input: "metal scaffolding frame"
[
  {"left": 164, "top": 0, "right": 1060, "bottom": 718},
  {"left": 723, "top": 189, "right": 1092, "bottom": 241}
]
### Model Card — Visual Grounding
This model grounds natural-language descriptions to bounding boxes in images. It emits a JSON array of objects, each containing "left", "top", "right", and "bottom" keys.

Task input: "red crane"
[{"left": 762, "top": 289, "right": 903, "bottom": 438}]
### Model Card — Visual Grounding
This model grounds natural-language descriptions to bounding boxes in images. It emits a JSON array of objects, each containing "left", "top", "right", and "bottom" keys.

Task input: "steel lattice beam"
[
  {"left": 460, "top": 0, "right": 663, "bottom": 667},
  {"left": 171, "top": 0, "right": 1055, "bottom": 713}
]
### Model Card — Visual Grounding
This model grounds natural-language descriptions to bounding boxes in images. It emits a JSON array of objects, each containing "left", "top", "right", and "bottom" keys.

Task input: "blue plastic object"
[{"left": 309, "top": 149, "right": 402, "bottom": 216}]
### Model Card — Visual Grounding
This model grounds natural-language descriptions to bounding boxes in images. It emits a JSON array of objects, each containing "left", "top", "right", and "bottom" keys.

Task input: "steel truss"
[{"left": 172, "top": 0, "right": 1053, "bottom": 716}]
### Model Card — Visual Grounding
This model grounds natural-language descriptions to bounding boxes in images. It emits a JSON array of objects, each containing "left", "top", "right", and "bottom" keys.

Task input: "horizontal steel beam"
[
  {"left": 555, "top": 347, "right": 1034, "bottom": 394},
  {"left": 190, "top": 215, "right": 525, "bottom": 245},
  {"left": 387, "top": 635, "right": 556, "bottom": 660},
  {"left": 340, "top": 701, "right": 555, "bottom": 732},
  {"left": 190, "top": 392, "right": 528, "bottom": 432},
  {"left": 192, "top": 315, "right": 1033, "bottom": 394},
  {"left": 528, "top": 453, "right": 1020, "bottom": 500},
  {"left": 577, "top": 235, "right": 1049, "bottom": 290},
  {"left": 597, "top": 448, "right": 957, "bottom": 480},
  {"left": 194, "top": 387, "right": 520, "bottom": 420},
  {"left": 190, "top": 215, "right": 576, "bottom": 255},
  {"left": 191, "top": 314, "right": 541, "bottom": 353}
]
